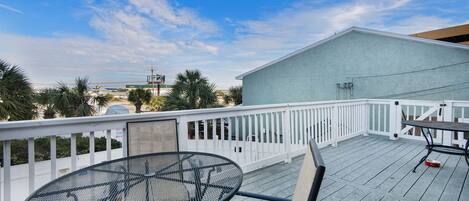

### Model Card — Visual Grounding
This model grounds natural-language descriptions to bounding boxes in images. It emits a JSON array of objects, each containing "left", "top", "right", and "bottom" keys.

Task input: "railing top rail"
[
  {"left": 448, "top": 100, "right": 469, "bottom": 107},
  {"left": 0, "top": 99, "right": 368, "bottom": 130},
  {"left": 366, "top": 99, "right": 442, "bottom": 104},
  {"left": 2, "top": 99, "right": 467, "bottom": 127}
]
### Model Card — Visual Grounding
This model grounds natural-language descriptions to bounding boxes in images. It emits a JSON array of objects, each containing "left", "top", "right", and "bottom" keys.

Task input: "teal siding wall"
[{"left": 242, "top": 31, "right": 469, "bottom": 105}]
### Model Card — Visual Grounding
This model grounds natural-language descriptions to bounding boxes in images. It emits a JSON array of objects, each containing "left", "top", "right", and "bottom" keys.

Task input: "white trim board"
[{"left": 236, "top": 26, "right": 469, "bottom": 80}]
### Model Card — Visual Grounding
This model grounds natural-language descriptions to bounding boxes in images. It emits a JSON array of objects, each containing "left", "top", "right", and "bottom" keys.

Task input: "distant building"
[
  {"left": 413, "top": 24, "right": 469, "bottom": 45},
  {"left": 125, "top": 84, "right": 172, "bottom": 96},
  {"left": 237, "top": 27, "right": 469, "bottom": 106}
]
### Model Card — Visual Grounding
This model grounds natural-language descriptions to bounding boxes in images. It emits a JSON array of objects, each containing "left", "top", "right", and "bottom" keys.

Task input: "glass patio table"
[
  {"left": 26, "top": 152, "right": 243, "bottom": 201},
  {"left": 402, "top": 120, "right": 469, "bottom": 172}
]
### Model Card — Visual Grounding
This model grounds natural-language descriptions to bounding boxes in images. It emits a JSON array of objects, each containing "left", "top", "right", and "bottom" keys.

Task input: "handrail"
[{"left": 0, "top": 99, "right": 368, "bottom": 129}]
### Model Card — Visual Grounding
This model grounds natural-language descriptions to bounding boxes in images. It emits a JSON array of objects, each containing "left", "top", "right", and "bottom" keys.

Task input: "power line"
[
  {"left": 399, "top": 85, "right": 469, "bottom": 99},
  {"left": 373, "top": 81, "right": 469, "bottom": 98},
  {"left": 348, "top": 60, "right": 469, "bottom": 80}
]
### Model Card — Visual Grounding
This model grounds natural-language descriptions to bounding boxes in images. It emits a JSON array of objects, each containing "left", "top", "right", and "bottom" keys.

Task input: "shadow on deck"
[{"left": 234, "top": 135, "right": 469, "bottom": 201}]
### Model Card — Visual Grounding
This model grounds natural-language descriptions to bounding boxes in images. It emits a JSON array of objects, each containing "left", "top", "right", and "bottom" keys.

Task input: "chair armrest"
[{"left": 236, "top": 191, "right": 291, "bottom": 201}]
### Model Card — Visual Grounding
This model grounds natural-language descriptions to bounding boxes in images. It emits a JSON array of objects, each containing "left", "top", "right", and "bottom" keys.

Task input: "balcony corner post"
[
  {"left": 442, "top": 101, "right": 453, "bottom": 146},
  {"left": 389, "top": 100, "right": 400, "bottom": 140},
  {"left": 178, "top": 116, "right": 189, "bottom": 151},
  {"left": 283, "top": 105, "right": 292, "bottom": 163}
]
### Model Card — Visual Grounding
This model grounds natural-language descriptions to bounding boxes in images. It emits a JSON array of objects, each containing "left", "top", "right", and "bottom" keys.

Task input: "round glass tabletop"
[{"left": 27, "top": 152, "right": 243, "bottom": 201}]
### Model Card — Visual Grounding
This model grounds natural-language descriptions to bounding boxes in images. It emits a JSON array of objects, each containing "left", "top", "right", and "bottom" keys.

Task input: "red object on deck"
[{"left": 424, "top": 159, "right": 441, "bottom": 168}]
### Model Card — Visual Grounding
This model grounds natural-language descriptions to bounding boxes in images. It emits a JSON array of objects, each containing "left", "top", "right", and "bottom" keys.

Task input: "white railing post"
[
  {"left": 50, "top": 136, "right": 57, "bottom": 180},
  {"left": 442, "top": 101, "right": 453, "bottom": 146},
  {"left": 122, "top": 128, "right": 128, "bottom": 157},
  {"left": 389, "top": 101, "right": 400, "bottom": 140},
  {"left": 89, "top": 132, "right": 95, "bottom": 165},
  {"left": 283, "top": 106, "right": 292, "bottom": 163},
  {"left": 436, "top": 103, "right": 444, "bottom": 142},
  {"left": 106, "top": 130, "right": 112, "bottom": 161},
  {"left": 3, "top": 140, "right": 11, "bottom": 201},
  {"left": 71, "top": 133, "right": 77, "bottom": 171},
  {"left": 28, "top": 137, "right": 35, "bottom": 193},
  {"left": 331, "top": 105, "right": 339, "bottom": 147},
  {"left": 178, "top": 117, "right": 189, "bottom": 151},
  {"left": 364, "top": 101, "right": 370, "bottom": 136}
]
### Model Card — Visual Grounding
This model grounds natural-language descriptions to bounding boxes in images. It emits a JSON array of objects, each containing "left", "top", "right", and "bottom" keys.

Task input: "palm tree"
[
  {"left": 226, "top": 86, "right": 242, "bottom": 105},
  {"left": 163, "top": 70, "right": 217, "bottom": 110},
  {"left": 0, "top": 60, "right": 36, "bottom": 121},
  {"left": 148, "top": 96, "right": 166, "bottom": 112},
  {"left": 53, "top": 77, "right": 110, "bottom": 117},
  {"left": 35, "top": 88, "right": 58, "bottom": 119},
  {"left": 128, "top": 88, "right": 152, "bottom": 113}
]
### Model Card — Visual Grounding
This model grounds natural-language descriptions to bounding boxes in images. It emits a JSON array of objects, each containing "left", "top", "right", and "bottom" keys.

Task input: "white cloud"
[
  {"left": 0, "top": 0, "right": 467, "bottom": 89},
  {"left": 0, "top": 0, "right": 224, "bottom": 87},
  {"left": 88, "top": 0, "right": 219, "bottom": 55},
  {"left": 373, "top": 16, "right": 456, "bottom": 34},
  {"left": 128, "top": 0, "right": 218, "bottom": 34},
  {"left": 231, "top": 0, "right": 413, "bottom": 52},
  {"left": 0, "top": 3, "right": 23, "bottom": 14}
]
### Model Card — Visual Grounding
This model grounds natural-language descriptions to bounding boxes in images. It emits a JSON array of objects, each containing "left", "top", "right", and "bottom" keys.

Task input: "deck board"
[
  {"left": 349, "top": 142, "right": 419, "bottom": 184},
  {"left": 439, "top": 157, "right": 468, "bottom": 201},
  {"left": 391, "top": 153, "right": 447, "bottom": 198},
  {"left": 460, "top": 167, "right": 469, "bottom": 201},
  {"left": 232, "top": 135, "right": 469, "bottom": 201},
  {"left": 334, "top": 140, "right": 406, "bottom": 179},
  {"left": 419, "top": 155, "right": 460, "bottom": 201},
  {"left": 362, "top": 144, "right": 424, "bottom": 188}
]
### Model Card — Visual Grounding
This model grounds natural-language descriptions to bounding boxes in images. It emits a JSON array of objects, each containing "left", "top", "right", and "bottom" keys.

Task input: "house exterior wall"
[{"left": 242, "top": 31, "right": 469, "bottom": 105}]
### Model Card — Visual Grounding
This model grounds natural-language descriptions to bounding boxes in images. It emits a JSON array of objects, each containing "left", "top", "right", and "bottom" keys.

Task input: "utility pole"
[
  {"left": 150, "top": 66, "right": 155, "bottom": 95},
  {"left": 146, "top": 65, "right": 165, "bottom": 97}
]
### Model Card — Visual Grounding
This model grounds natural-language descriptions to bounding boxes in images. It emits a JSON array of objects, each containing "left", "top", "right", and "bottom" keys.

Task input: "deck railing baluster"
[{"left": 28, "top": 137, "right": 35, "bottom": 193}]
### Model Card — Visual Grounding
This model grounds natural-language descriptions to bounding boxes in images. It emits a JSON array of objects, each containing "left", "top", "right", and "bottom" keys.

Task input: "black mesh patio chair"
[{"left": 235, "top": 139, "right": 326, "bottom": 201}]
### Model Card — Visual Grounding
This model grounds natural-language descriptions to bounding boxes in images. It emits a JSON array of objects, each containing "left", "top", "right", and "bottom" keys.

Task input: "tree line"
[
  {"left": 127, "top": 69, "right": 242, "bottom": 113},
  {"left": 0, "top": 59, "right": 242, "bottom": 165}
]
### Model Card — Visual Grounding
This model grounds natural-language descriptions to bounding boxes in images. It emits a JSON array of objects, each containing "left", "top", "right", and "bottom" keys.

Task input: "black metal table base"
[{"left": 413, "top": 127, "right": 469, "bottom": 172}]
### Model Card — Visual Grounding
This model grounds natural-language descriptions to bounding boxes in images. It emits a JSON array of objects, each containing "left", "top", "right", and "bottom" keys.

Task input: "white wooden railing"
[
  {"left": 178, "top": 100, "right": 368, "bottom": 173},
  {"left": 367, "top": 99, "right": 469, "bottom": 147},
  {"left": 0, "top": 99, "right": 468, "bottom": 201}
]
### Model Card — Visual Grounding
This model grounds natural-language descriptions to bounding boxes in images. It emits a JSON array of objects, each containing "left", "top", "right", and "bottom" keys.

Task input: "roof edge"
[
  {"left": 236, "top": 26, "right": 469, "bottom": 80},
  {"left": 235, "top": 27, "right": 356, "bottom": 80}
]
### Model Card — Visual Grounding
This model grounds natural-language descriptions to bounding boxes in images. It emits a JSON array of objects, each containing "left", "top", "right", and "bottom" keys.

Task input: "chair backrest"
[
  {"left": 292, "top": 139, "right": 326, "bottom": 201},
  {"left": 126, "top": 119, "right": 179, "bottom": 156}
]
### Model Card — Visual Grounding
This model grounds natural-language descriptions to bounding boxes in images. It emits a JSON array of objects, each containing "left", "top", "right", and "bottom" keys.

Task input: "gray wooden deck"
[{"left": 233, "top": 135, "right": 469, "bottom": 201}]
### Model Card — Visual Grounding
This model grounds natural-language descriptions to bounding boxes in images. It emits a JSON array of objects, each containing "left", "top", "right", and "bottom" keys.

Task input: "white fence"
[
  {"left": 366, "top": 99, "right": 469, "bottom": 147},
  {"left": 0, "top": 99, "right": 467, "bottom": 201},
  {"left": 179, "top": 100, "right": 368, "bottom": 173}
]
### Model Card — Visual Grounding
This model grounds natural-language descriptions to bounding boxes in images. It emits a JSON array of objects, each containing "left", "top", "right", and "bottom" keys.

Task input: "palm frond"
[
  {"left": 163, "top": 70, "right": 217, "bottom": 110},
  {"left": 0, "top": 59, "right": 36, "bottom": 120}
]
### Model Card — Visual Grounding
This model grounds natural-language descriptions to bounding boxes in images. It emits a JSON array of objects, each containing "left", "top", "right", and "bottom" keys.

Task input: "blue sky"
[{"left": 0, "top": 0, "right": 468, "bottom": 89}]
